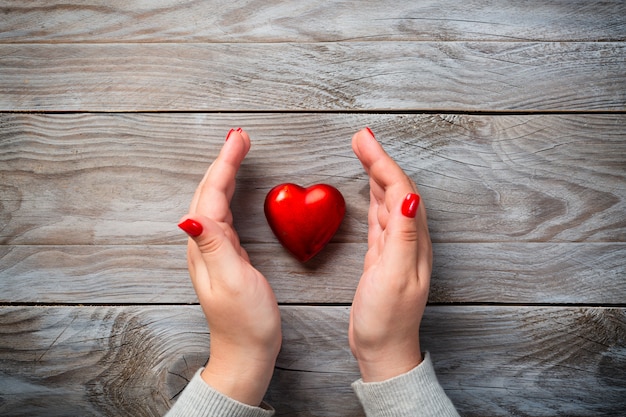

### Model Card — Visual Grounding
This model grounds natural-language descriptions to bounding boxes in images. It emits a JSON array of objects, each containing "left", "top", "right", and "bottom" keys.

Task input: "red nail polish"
[
  {"left": 178, "top": 219, "right": 203, "bottom": 237},
  {"left": 365, "top": 126, "right": 375, "bottom": 138},
  {"left": 225, "top": 128, "right": 235, "bottom": 141},
  {"left": 401, "top": 193, "right": 420, "bottom": 218},
  {"left": 236, "top": 127, "right": 243, "bottom": 133}
]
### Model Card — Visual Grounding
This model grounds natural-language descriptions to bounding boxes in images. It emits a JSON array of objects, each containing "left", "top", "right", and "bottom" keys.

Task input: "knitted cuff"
[
  {"left": 165, "top": 368, "right": 275, "bottom": 417},
  {"left": 351, "top": 352, "right": 459, "bottom": 417}
]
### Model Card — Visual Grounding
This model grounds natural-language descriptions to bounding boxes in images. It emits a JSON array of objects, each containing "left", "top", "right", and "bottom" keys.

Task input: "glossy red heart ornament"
[{"left": 264, "top": 183, "right": 346, "bottom": 262}]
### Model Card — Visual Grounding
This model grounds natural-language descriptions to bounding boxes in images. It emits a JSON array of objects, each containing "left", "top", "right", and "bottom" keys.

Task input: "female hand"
[
  {"left": 349, "top": 127, "right": 433, "bottom": 382},
  {"left": 178, "top": 128, "right": 281, "bottom": 407}
]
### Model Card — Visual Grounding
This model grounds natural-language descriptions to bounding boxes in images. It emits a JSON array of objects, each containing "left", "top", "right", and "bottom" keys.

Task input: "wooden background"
[{"left": 0, "top": 1, "right": 625, "bottom": 416}]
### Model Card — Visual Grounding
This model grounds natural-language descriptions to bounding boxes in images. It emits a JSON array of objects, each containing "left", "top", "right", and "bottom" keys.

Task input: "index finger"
[
  {"left": 190, "top": 129, "right": 251, "bottom": 220},
  {"left": 352, "top": 128, "right": 416, "bottom": 208}
]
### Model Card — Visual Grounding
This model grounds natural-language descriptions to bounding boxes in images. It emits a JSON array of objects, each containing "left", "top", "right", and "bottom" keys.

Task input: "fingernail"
[
  {"left": 401, "top": 193, "right": 420, "bottom": 218},
  {"left": 236, "top": 127, "right": 243, "bottom": 133},
  {"left": 225, "top": 128, "right": 235, "bottom": 141},
  {"left": 365, "top": 126, "right": 375, "bottom": 138},
  {"left": 178, "top": 218, "right": 203, "bottom": 237}
]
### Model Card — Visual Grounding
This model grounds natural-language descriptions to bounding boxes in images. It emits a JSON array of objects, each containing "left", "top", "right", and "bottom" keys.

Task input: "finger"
[
  {"left": 178, "top": 214, "right": 244, "bottom": 289},
  {"left": 376, "top": 194, "right": 422, "bottom": 282},
  {"left": 352, "top": 128, "right": 415, "bottom": 208},
  {"left": 191, "top": 128, "right": 250, "bottom": 213},
  {"left": 190, "top": 129, "right": 251, "bottom": 220},
  {"left": 353, "top": 128, "right": 429, "bottom": 280},
  {"left": 353, "top": 126, "right": 416, "bottom": 239},
  {"left": 367, "top": 189, "right": 383, "bottom": 250}
]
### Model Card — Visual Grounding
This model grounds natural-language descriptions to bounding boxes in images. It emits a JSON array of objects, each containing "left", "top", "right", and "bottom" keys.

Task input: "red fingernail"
[
  {"left": 236, "top": 127, "right": 243, "bottom": 133},
  {"left": 365, "top": 126, "right": 375, "bottom": 138},
  {"left": 225, "top": 128, "right": 235, "bottom": 141},
  {"left": 401, "top": 193, "right": 420, "bottom": 218},
  {"left": 178, "top": 219, "right": 203, "bottom": 237}
]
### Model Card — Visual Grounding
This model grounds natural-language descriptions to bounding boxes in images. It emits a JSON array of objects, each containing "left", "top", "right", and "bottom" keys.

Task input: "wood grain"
[
  {"left": 0, "top": 243, "right": 624, "bottom": 305},
  {"left": 1, "top": 2, "right": 624, "bottom": 416},
  {"left": 2, "top": 113, "right": 624, "bottom": 245},
  {"left": 1, "top": 0, "right": 624, "bottom": 43},
  {"left": 0, "top": 305, "right": 624, "bottom": 416},
  {"left": 1, "top": 42, "right": 624, "bottom": 111}
]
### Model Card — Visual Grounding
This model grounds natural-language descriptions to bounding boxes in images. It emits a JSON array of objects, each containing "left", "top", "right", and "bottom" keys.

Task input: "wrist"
[
  {"left": 356, "top": 346, "right": 423, "bottom": 383},
  {"left": 200, "top": 351, "right": 277, "bottom": 407}
]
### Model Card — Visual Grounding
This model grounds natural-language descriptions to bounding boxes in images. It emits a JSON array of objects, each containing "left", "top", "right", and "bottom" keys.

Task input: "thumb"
[
  {"left": 178, "top": 215, "right": 243, "bottom": 284},
  {"left": 383, "top": 193, "right": 421, "bottom": 270}
]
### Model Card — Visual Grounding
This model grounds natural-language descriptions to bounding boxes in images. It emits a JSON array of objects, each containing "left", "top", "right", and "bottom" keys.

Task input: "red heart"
[{"left": 264, "top": 183, "right": 346, "bottom": 262}]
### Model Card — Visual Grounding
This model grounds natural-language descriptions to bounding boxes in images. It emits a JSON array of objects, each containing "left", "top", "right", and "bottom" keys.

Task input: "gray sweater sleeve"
[
  {"left": 351, "top": 352, "right": 459, "bottom": 417},
  {"left": 165, "top": 353, "right": 458, "bottom": 417},
  {"left": 164, "top": 368, "right": 275, "bottom": 417}
]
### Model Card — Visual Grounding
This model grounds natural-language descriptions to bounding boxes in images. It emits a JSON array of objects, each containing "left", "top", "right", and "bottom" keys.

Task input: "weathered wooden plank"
[
  {"left": 418, "top": 306, "right": 626, "bottom": 417},
  {"left": 1, "top": 0, "right": 624, "bottom": 43},
  {"left": 1, "top": 42, "right": 624, "bottom": 111},
  {"left": 0, "top": 305, "right": 624, "bottom": 416},
  {"left": 2, "top": 113, "right": 624, "bottom": 245},
  {"left": 0, "top": 243, "right": 624, "bottom": 305}
]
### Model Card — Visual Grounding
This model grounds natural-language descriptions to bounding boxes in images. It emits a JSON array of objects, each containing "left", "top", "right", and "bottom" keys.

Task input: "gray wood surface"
[
  {"left": 1, "top": 242, "right": 624, "bottom": 305},
  {"left": 0, "top": 305, "right": 624, "bottom": 417},
  {"left": 1, "top": 0, "right": 624, "bottom": 43},
  {"left": 1, "top": 1, "right": 625, "bottom": 416},
  {"left": 1, "top": 113, "right": 623, "bottom": 245},
  {"left": 1, "top": 42, "right": 624, "bottom": 111}
]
